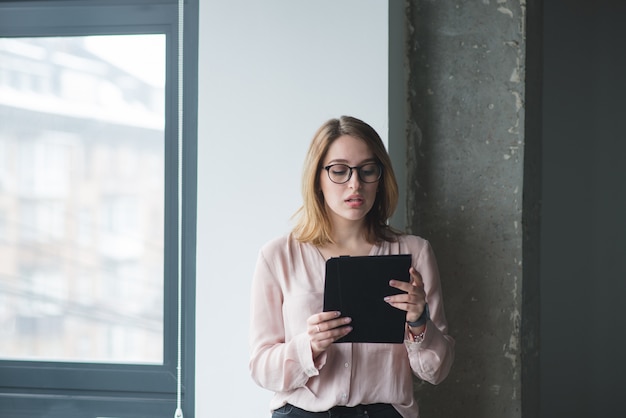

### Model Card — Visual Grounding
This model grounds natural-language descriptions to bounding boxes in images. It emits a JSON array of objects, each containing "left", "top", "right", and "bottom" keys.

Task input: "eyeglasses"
[{"left": 323, "top": 163, "right": 382, "bottom": 184}]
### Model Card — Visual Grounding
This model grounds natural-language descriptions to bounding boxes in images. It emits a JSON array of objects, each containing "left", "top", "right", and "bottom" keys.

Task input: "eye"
[
  {"left": 330, "top": 165, "right": 349, "bottom": 176},
  {"left": 361, "top": 163, "right": 380, "bottom": 178},
  {"left": 361, "top": 165, "right": 377, "bottom": 176}
]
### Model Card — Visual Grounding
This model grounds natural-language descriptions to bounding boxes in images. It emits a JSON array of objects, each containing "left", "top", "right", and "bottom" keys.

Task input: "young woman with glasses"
[{"left": 249, "top": 116, "right": 454, "bottom": 417}]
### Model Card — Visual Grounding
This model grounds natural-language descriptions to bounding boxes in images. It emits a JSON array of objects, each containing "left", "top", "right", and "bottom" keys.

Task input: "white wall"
[{"left": 196, "top": 1, "right": 388, "bottom": 416}]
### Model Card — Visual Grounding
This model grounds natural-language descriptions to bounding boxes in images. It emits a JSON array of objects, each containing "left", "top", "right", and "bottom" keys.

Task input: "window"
[{"left": 0, "top": 1, "right": 197, "bottom": 417}]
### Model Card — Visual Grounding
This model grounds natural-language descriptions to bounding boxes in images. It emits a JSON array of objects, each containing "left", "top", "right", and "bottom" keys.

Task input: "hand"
[
  {"left": 385, "top": 267, "right": 427, "bottom": 323},
  {"left": 307, "top": 311, "right": 352, "bottom": 359}
]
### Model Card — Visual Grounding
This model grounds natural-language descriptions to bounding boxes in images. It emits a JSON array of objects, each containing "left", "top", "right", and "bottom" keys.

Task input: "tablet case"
[{"left": 323, "top": 254, "right": 412, "bottom": 343}]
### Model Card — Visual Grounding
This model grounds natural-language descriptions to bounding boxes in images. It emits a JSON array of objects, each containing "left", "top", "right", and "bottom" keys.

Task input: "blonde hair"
[{"left": 292, "top": 116, "right": 400, "bottom": 245}]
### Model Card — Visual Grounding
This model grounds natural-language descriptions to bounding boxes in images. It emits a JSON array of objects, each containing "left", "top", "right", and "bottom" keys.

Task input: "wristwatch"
[{"left": 406, "top": 303, "right": 429, "bottom": 328}]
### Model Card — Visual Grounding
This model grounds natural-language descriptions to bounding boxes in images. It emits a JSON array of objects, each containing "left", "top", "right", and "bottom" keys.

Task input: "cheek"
[{"left": 319, "top": 177, "right": 336, "bottom": 198}]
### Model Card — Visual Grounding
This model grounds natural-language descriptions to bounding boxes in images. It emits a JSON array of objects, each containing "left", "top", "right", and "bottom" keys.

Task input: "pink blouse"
[{"left": 249, "top": 233, "right": 454, "bottom": 418}]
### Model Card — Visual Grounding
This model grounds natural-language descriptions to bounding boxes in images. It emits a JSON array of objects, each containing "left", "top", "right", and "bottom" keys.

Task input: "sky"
[{"left": 84, "top": 34, "right": 165, "bottom": 86}]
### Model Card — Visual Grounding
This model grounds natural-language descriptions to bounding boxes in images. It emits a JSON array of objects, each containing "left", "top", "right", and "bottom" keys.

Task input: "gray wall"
[
  {"left": 406, "top": 1, "right": 626, "bottom": 417},
  {"left": 406, "top": 1, "right": 525, "bottom": 417},
  {"left": 540, "top": 1, "right": 626, "bottom": 417}
]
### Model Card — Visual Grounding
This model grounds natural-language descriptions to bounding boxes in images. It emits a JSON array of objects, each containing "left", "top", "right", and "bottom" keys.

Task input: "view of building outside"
[{"left": 0, "top": 35, "right": 165, "bottom": 364}]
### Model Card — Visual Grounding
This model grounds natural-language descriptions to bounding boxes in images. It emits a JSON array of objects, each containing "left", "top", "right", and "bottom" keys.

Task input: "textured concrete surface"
[{"left": 405, "top": 1, "right": 526, "bottom": 417}]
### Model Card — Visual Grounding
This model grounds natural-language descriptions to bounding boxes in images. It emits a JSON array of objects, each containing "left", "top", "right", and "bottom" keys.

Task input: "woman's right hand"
[{"left": 307, "top": 311, "right": 352, "bottom": 358}]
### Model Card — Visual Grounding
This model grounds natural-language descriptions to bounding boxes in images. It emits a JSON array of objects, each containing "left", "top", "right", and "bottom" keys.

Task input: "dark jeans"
[{"left": 272, "top": 403, "right": 402, "bottom": 418}]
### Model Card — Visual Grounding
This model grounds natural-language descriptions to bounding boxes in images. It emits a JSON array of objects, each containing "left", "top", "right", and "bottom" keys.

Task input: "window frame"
[{"left": 0, "top": 1, "right": 198, "bottom": 417}]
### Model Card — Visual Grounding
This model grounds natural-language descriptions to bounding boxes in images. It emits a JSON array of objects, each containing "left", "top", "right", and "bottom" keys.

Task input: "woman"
[{"left": 249, "top": 116, "right": 454, "bottom": 417}]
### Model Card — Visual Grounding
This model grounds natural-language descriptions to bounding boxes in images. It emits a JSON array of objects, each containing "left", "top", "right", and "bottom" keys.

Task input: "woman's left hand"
[{"left": 385, "top": 267, "right": 426, "bottom": 323}]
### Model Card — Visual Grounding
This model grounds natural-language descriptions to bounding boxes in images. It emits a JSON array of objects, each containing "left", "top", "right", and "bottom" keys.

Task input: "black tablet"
[{"left": 323, "top": 254, "right": 412, "bottom": 343}]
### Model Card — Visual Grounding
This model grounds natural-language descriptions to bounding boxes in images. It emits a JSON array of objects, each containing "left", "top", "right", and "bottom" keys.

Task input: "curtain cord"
[{"left": 174, "top": 0, "right": 184, "bottom": 416}]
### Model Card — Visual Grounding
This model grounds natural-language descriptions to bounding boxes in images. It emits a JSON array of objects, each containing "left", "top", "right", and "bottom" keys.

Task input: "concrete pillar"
[{"left": 406, "top": 1, "right": 526, "bottom": 416}]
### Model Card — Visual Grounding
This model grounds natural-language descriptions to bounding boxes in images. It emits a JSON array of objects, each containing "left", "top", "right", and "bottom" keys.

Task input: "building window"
[{"left": 0, "top": 1, "right": 197, "bottom": 417}]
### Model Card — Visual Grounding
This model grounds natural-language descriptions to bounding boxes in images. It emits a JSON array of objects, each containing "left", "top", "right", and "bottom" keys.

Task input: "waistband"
[
  {"left": 330, "top": 403, "right": 390, "bottom": 414},
  {"left": 278, "top": 402, "right": 396, "bottom": 417}
]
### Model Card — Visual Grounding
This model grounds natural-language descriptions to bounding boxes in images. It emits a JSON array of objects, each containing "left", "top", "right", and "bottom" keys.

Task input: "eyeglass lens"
[{"left": 326, "top": 163, "right": 381, "bottom": 184}]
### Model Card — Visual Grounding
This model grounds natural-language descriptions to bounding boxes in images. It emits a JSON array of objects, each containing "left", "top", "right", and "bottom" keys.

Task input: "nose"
[{"left": 347, "top": 169, "right": 362, "bottom": 189}]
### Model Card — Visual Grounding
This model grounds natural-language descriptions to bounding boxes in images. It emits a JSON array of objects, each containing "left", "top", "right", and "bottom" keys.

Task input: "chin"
[{"left": 342, "top": 212, "right": 369, "bottom": 222}]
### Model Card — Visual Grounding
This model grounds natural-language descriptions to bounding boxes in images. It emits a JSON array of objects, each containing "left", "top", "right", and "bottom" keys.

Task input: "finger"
[
  {"left": 307, "top": 311, "right": 341, "bottom": 326},
  {"left": 388, "top": 280, "right": 426, "bottom": 300},
  {"left": 388, "top": 279, "right": 414, "bottom": 292},
  {"left": 314, "top": 316, "right": 352, "bottom": 334},
  {"left": 385, "top": 290, "right": 425, "bottom": 307},
  {"left": 309, "top": 316, "right": 351, "bottom": 339},
  {"left": 386, "top": 300, "right": 427, "bottom": 321},
  {"left": 409, "top": 267, "right": 424, "bottom": 287},
  {"left": 385, "top": 300, "right": 414, "bottom": 314},
  {"left": 310, "top": 324, "right": 353, "bottom": 352},
  {"left": 320, "top": 324, "right": 352, "bottom": 339}
]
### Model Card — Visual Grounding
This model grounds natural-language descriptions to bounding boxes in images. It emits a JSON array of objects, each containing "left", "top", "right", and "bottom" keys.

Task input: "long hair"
[{"left": 292, "top": 116, "right": 400, "bottom": 245}]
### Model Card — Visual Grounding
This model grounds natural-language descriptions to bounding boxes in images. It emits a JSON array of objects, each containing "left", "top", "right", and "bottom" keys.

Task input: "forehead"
[{"left": 324, "top": 135, "right": 374, "bottom": 163}]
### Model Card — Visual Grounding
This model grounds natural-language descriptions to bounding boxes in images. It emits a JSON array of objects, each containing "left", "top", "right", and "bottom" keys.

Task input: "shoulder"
[
  {"left": 260, "top": 234, "right": 291, "bottom": 251},
  {"left": 396, "top": 233, "right": 430, "bottom": 250},
  {"left": 255, "top": 234, "right": 317, "bottom": 279},
  {"left": 259, "top": 234, "right": 292, "bottom": 256},
  {"left": 393, "top": 234, "right": 436, "bottom": 263},
  {"left": 258, "top": 233, "right": 308, "bottom": 260},
  {"left": 377, "top": 233, "right": 432, "bottom": 257}
]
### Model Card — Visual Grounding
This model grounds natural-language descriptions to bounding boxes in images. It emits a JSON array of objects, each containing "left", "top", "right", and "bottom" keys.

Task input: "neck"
[
  {"left": 330, "top": 216, "right": 368, "bottom": 243},
  {"left": 331, "top": 228, "right": 367, "bottom": 247},
  {"left": 320, "top": 219, "right": 372, "bottom": 258}
]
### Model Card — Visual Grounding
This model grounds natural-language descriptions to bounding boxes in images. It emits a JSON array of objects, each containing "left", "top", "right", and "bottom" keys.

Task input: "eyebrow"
[{"left": 325, "top": 157, "right": 377, "bottom": 166}]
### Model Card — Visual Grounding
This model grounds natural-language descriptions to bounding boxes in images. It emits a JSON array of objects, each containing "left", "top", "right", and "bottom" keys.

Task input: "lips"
[{"left": 345, "top": 195, "right": 364, "bottom": 207}]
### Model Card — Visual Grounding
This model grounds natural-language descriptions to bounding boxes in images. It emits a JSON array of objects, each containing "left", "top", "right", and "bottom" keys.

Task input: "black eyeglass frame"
[{"left": 323, "top": 163, "right": 383, "bottom": 184}]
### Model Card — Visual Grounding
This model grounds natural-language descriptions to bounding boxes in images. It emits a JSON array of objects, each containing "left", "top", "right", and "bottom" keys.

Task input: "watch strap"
[{"left": 406, "top": 303, "right": 430, "bottom": 328}]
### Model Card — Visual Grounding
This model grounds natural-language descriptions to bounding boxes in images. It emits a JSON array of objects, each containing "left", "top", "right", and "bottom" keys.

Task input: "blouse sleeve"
[
  {"left": 405, "top": 239, "right": 455, "bottom": 385},
  {"left": 248, "top": 246, "right": 326, "bottom": 392}
]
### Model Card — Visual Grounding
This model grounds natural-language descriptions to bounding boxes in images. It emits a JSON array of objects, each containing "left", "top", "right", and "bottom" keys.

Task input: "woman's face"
[{"left": 319, "top": 134, "right": 379, "bottom": 228}]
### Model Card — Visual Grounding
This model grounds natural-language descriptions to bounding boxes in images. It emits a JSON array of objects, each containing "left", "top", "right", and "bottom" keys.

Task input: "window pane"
[{"left": 0, "top": 35, "right": 165, "bottom": 364}]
